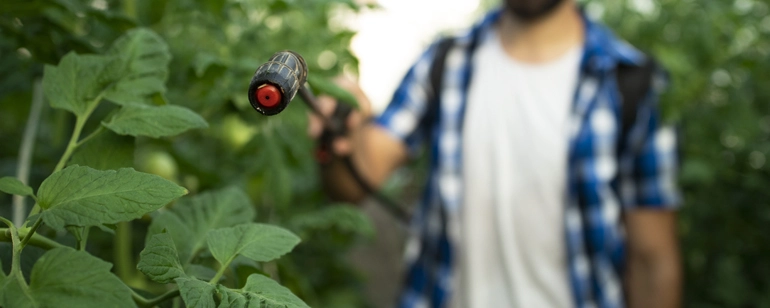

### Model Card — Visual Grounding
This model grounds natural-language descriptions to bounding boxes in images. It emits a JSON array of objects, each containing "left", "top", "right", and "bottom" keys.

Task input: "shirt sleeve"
[
  {"left": 374, "top": 41, "right": 441, "bottom": 157},
  {"left": 620, "top": 68, "right": 682, "bottom": 210}
]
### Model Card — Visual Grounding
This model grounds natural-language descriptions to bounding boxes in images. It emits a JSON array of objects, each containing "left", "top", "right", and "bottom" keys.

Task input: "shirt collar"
[{"left": 467, "top": 7, "right": 646, "bottom": 74}]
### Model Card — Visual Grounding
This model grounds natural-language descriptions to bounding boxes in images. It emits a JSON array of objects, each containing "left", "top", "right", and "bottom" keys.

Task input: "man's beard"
[{"left": 504, "top": 0, "right": 566, "bottom": 21}]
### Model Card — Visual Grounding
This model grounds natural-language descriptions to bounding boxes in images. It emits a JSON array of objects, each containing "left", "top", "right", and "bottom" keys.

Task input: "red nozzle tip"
[{"left": 255, "top": 84, "right": 281, "bottom": 108}]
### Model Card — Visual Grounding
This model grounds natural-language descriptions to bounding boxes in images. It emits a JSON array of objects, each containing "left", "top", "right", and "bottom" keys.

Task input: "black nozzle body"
[{"left": 248, "top": 51, "right": 308, "bottom": 116}]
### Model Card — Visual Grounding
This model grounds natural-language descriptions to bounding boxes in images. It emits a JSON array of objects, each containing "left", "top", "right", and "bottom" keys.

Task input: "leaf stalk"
[
  {"left": 132, "top": 288, "right": 181, "bottom": 308},
  {"left": 0, "top": 227, "right": 65, "bottom": 250},
  {"left": 209, "top": 257, "right": 233, "bottom": 285},
  {"left": 19, "top": 216, "right": 43, "bottom": 249}
]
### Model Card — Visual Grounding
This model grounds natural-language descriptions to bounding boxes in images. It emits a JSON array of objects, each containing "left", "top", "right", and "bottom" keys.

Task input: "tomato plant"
[
  {"left": 1, "top": 0, "right": 375, "bottom": 307},
  {"left": 0, "top": 28, "right": 309, "bottom": 307}
]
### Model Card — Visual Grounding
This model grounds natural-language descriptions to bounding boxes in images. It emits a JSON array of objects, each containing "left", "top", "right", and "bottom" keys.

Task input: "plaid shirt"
[{"left": 375, "top": 8, "right": 681, "bottom": 308}]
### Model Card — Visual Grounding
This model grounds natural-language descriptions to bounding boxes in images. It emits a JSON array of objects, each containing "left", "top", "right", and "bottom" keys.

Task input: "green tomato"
[
  {"left": 136, "top": 150, "right": 178, "bottom": 181},
  {"left": 221, "top": 114, "right": 257, "bottom": 150}
]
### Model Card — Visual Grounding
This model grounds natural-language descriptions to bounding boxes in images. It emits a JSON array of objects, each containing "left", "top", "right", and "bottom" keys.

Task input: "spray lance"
[{"left": 248, "top": 51, "right": 410, "bottom": 225}]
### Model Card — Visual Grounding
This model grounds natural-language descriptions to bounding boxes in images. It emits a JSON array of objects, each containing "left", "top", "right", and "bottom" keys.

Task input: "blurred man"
[{"left": 311, "top": 0, "right": 682, "bottom": 307}]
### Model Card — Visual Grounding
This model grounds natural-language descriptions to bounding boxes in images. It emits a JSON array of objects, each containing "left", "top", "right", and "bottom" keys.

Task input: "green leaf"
[
  {"left": 307, "top": 75, "right": 359, "bottom": 108},
  {"left": 176, "top": 277, "right": 216, "bottom": 308},
  {"left": 238, "top": 274, "right": 309, "bottom": 308},
  {"left": 217, "top": 286, "right": 248, "bottom": 308},
  {"left": 68, "top": 131, "right": 134, "bottom": 170},
  {"left": 181, "top": 275, "right": 309, "bottom": 308},
  {"left": 103, "top": 28, "right": 172, "bottom": 106},
  {"left": 0, "top": 177, "right": 34, "bottom": 197},
  {"left": 1, "top": 271, "right": 35, "bottom": 308},
  {"left": 102, "top": 105, "right": 208, "bottom": 138},
  {"left": 42, "top": 52, "right": 112, "bottom": 117},
  {"left": 37, "top": 165, "right": 187, "bottom": 229},
  {"left": 289, "top": 205, "right": 374, "bottom": 238},
  {"left": 147, "top": 187, "right": 256, "bottom": 264},
  {"left": 207, "top": 223, "right": 300, "bottom": 266},
  {"left": 137, "top": 232, "right": 185, "bottom": 283},
  {"left": 3, "top": 247, "right": 133, "bottom": 308}
]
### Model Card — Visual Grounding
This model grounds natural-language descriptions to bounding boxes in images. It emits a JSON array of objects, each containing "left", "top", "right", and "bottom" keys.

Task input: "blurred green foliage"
[
  {"left": 590, "top": 0, "right": 770, "bottom": 306},
  {"left": 0, "top": 0, "right": 374, "bottom": 307}
]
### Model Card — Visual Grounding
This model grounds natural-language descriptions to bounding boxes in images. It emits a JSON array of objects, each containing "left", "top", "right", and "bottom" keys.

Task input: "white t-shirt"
[{"left": 455, "top": 28, "right": 582, "bottom": 308}]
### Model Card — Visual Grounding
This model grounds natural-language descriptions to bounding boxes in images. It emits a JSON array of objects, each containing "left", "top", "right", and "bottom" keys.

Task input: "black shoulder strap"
[
  {"left": 422, "top": 37, "right": 455, "bottom": 132},
  {"left": 616, "top": 59, "right": 657, "bottom": 155}
]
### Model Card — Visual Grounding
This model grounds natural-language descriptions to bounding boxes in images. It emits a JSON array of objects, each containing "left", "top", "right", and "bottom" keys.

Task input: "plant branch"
[
  {"left": 77, "top": 227, "right": 90, "bottom": 251},
  {"left": 53, "top": 115, "right": 88, "bottom": 173},
  {"left": 0, "top": 227, "right": 65, "bottom": 250},
  {"left": 132, "top": 288, "right": 181, "bottom": 308},
  {"left": 28, "top": 95, "right": 103, "bottom": 219},
  {"left": 115, "top": 221, "right": 135, "bottom": 282},
  {"left": 52, "top": 94, "right": 103, "bottom": 174},
  {"left": 19, "top": 216, "right": 43, "bottom": 249},
  {"left": 13, "top": 79, "right": 44, "bottom": 227},
  {"left": 76, "top": 125, "right": 104, "bottom": 147},
  {"left": 208, "top": 257, "right": 233, "bottom": 285}
]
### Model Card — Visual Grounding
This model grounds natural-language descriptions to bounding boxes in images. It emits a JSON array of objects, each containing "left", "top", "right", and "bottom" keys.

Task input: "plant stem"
[
  {"left": 115, "top": 221, "right": 135, "bottom": 282},
  {"left": 53, "top": 115, "right": 88, "bottom": 173},
  {"left": 27, "top": 95, "right": 102, "bottom": 219},
  {"left": 76, "top": 125, "right": 104, "bottom": 147},
  {"left": 77, "top": 226, "right": 90, "bottom": 251},
  {"left": 0, "top": 228, "right": 65, "bottom": 250},
  {"left": 19, "top": 216, "right": 43, "bottom": 249},
  {"left": 132, "top": 288, "right": 181, "bottom": 308},
  {"left": 208, "top": 258, "right": 233, "bottom": 285},
  {"left": 13, "top": 79, "right": 44, "bottom": 227}
]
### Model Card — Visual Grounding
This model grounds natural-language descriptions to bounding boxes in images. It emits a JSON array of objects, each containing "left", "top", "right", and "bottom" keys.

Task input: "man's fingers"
[
  {"left": 317, "top": 95, "right": 337, "bottom": 116},
  {"left": 307, "top": 113, "right": 323, "bottom": 138},
  {"left": 308, "top": 95, "right": 337, "bottom": 138},
  {"left": 333, "top": 138, "right": 352, "bottom": 155}
]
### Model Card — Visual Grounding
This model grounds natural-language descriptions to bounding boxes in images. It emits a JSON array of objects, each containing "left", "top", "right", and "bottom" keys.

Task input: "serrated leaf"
[
  {"left": 3, "top": 247, "right": 133, "bottom": 308},
  {"left": 68, "top": 131, "right": 134, "bottom": 170},
  {"left": 289, "top": 205, "right": 374, "bottom": 238},
  {"left": 0, "top": 177, "right": 33, "bottom": 197},
  {"left": 217, "top": 286, "right": 248, "bottom": 308},
  {"left": 138, "top": 232, "right": 185, "bottom": 283},
  {"left": 37, "top": 165, "right": 187, "bottom": 229},
  {"left": 42, "top": 52, "right": 112, "bottom": 117},
  {"left": 207, "top": 223, "right": 300, "bottom": 266},
  {"left": 208, "top": 275, "right": 309, "bottom": 308},
  {"left": 1, "top": 271, "right": 35, "bottom": 308},
  {"left": 147, "top": 187, "right": 256, "bottom": 264},
  {"left": 103, "top": 28, "right": 172, "bottom": 106},
  {"left": 176, "top": 277, "right": 216, "bottom": 308},
  {"left": 103, "top": 105, "right": 208, "bottom": 138},
  {"left": 239, "top": 274, "right": 309, "bottom": 308}
]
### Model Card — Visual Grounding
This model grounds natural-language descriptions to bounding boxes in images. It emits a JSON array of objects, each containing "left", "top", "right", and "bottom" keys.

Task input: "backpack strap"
[
  {"left": 616, "top": 59, "right": 657, "bottom": 156},
  {"left": 422, "top": 37, "right": 455, "bottom": 133}
]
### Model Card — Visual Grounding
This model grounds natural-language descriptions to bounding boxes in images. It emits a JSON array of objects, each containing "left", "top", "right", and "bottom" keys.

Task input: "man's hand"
[
  {"left": 625, "top": 209, "right": 681, "bottom": 308},
  {"left": 308, "top": 77, "right": 408, "bottom": 203},
  {"left": 308, "top": 77, "right": 372, "bottom": 157}
]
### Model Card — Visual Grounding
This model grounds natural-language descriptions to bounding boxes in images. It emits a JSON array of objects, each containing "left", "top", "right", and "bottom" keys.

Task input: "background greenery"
[
  {"left": 1, "top": 0, "right": 769, "bottom": 307},
  {"left": 593, "top": 0, "right": 770, "bottom": 306}
]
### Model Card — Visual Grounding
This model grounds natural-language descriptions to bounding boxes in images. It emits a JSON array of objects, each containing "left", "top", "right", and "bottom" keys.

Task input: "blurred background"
[{"left": 1, "top": 0, "right": 769, "bottom": 307}]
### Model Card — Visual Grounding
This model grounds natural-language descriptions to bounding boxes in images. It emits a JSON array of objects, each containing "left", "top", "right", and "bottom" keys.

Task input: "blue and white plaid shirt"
[{"left": 375, "top": 8, "right": 680, "bottom": 308}]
